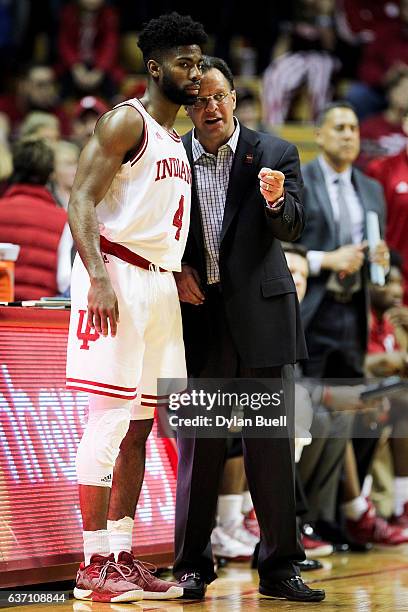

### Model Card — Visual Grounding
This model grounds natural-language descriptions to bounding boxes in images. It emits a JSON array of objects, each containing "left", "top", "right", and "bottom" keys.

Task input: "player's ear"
[{"left": 147, "top": 59, "right": 160, "bottom": 79}]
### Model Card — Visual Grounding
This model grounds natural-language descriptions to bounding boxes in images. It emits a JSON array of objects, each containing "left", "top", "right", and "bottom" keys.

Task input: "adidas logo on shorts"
[{"left": 101, "top": 474, "right": 112, "bottom": 483}]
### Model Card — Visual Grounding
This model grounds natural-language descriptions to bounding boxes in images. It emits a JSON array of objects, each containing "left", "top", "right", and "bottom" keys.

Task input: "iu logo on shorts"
[{"left": 76, "top": 309, "right": 100, "bottom": 350}]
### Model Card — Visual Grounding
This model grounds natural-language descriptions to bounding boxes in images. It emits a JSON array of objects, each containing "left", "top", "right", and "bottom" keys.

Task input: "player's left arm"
[{"left": 258, "top": 141, "right": 305, "bottom": 242}]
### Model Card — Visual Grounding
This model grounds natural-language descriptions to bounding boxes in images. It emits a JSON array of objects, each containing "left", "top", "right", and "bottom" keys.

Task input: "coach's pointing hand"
[
  {"left": 87, "top": 277, "right": 120, "bottom": 337},
  {"left": 175, "top": 265, "right": 205, "bottom": 305},
  {"left": 258, "top": 168, "right": 285, "bottom": 204}
]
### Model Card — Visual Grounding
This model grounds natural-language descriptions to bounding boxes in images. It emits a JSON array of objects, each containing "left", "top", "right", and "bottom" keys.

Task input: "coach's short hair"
[
  {"left": 316, "top": 101, "right": 357, "bottom": 126},
  {"left": 202, "top": 56, "right": 235, "bottom": 90},
  {"left": 138, "top": 12, "right": 207, "bottom": 65}
]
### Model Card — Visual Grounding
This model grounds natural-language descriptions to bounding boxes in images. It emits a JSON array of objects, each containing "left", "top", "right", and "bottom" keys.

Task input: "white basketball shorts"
[{"left": 66, "top": 253, "right": 187, "bottom": 419}]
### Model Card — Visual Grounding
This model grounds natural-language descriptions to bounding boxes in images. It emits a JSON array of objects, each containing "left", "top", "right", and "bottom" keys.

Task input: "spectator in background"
[
  {"left": 357, "top": 70, "right": 408, "bottom": 170},
  {"left": 364, "top": 259, "right": 408, "bottom": 531},
  {"left": 70, "top": 95, "right": 109, "bottom": 149},
  {"left": 297, "top": 102, "right": 408, "bottom": 549},
  {"left": 299, "top": 101, "right": 389, "bottom": 379},
  {"left": 0, "top": 63, "right": 70, "bottom": 138},
  {"left": 50, "top": 140, "right": 80, "bottom": 210},
  {"left": 263, "top": 0, "right": 337, "bottom": 125},
  {"left": 366, "top": 110, "right": 408, "bottom": 305},
  {"left": 386, "top": 256, "right": 408, "bottom": 352},
  {"left": 366, "top": 256, "right": 406, "bottom": 376},
  {"left": 19, "top": 111, "right": 61, "bottom": 143},
  {"left": 57, "top": 0, "right": 123, "bottom": 99},
  {"left": 334, "top": 0, "right": 400, "bottom": 81},
  {"left": 0, "top": 138, "right": 71, "bottom": 299},
  {"left": 346, "top": 0, "right": 408, "bottom": 119}
]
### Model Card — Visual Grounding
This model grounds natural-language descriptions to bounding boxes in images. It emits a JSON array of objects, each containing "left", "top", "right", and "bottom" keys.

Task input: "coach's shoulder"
[{"left": 253, "top": 128, "right": 298, "bottom": 156}]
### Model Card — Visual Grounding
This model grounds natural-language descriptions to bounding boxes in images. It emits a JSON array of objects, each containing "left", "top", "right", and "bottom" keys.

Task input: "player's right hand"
[
  {"left": 174, "top": 265, "right": 205, "bottom": 305},
  {"left": 87, "top": 277, "right": 120, "bottom": 337}
]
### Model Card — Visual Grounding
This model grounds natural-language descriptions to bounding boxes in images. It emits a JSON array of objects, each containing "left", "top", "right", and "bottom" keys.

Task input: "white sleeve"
[
  {"left": 307, "top": 250, "right": 325, "bottom": 276},
  {"left": 57, "top": 223, "right": 73, "bottom": 294}
]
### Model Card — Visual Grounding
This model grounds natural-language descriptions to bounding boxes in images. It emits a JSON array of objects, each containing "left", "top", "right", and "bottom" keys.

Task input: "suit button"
[{"left": 283, "top": 214, "right": 291, "bottom": 223}]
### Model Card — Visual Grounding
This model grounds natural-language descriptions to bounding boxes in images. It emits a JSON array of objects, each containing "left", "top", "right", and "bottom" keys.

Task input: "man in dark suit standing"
[
  {"left": 297, "top": 102, "right": 391, "bottom": 547},
  {"left": 299, "top": 101, "right": 389, "bottom": 378},
  {"left": 172, "top": 56, "right": 324, "bottom": 603}
]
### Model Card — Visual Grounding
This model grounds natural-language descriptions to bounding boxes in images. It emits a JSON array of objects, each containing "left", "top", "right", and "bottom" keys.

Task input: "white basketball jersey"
[{"left": 96, "top": 98, "right": 191, "bottom": 271}]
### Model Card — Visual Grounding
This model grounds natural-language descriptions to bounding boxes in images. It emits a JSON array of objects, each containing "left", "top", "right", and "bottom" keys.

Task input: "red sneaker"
[
  {"left": 301, "top": 534, "right": 333, "bottom": 558},
  {"left": 390, "top": 502, "right": 408, "bottom": 529},
  {"left": 244, "top": 509, "right": 260, "bottom": 539},
  {"left": 346, "top": 500, "right": 408, "bottom": 547},
  {"left": 117, "top": 551, "right": 183, "bottom": 599},
  {"left": 74, "top": 553, "right": 143, "bottom": 603}
]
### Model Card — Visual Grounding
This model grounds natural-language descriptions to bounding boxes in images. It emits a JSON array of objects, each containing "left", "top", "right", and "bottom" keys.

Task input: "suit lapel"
[
  {"left": 352, "top": 168, "right": 368, "bottom": 238},
  {"left": 310, "top": 159, "right": 337, "bottom": 243},
  {"left": 220, "top": 126, "right": 261, "bottom": 243},
  {"left": 183, "top": 131, "right": 204, "bottom": 252}
]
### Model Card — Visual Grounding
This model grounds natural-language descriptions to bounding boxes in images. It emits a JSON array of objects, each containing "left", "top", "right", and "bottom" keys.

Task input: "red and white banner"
[{"left": 0, "top": 314, "right": 177, "bottom": 575}]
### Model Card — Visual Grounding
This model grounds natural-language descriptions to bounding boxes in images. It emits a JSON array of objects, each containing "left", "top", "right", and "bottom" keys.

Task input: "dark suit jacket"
[
  {"left": 298, "top": 157, "right": 386, "bottom": 348},
  {"left": 181, "top": 124, "right": 308, "bottom": 371}
]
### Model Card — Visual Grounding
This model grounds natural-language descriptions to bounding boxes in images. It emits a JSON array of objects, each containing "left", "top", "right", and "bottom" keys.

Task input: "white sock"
[
  {"left": 218, "top": 494, "right": 243, "bottom": 531},
  {"left": 394, "top": 477, "right": 408, "bottom": 516},
  {"left": 241, "top": 490, "right": 253, "bottom": 515},
  {"left": 83, "top": 530, "right": 110, "bottom": 566},
  {"left": 342, "top": 496, "right": 369, "bottom": 522},
  {"left": 107, "top": 516, "right": 134, "bottom": 559}
]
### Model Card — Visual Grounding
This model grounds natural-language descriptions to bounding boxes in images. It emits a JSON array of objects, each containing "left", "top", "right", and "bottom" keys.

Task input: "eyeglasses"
[{"left": 192, "top": 91, "right": 233, "bottom": 109}]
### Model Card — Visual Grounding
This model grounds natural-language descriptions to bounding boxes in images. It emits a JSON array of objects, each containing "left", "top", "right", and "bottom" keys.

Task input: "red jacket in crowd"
[
  {"left": 367, "top": 149, "right": 408, "bottom": 304},
  {"left": 358, "top": 20, "right": 408, "bottom": 87},
  {"left": 58, "top": 2, "right": 123, "bottom": 84},
  {"left": 0, "top": 184, "right": 67, "bottom": 300},
  {"left": 357, "top": 113, "right": 407, "bottom": 170}
]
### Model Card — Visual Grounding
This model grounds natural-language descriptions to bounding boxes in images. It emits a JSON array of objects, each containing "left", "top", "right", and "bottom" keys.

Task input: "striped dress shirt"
[{"left": 192, "top": 121, "right": 240, "bottom": 284}]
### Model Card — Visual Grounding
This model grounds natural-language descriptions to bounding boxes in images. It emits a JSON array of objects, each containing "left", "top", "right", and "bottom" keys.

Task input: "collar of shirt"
[
  {"left": 318, "top": 154, "right": 353, "bottom": 188},
  {"left": 192, "top": 117, "right": 240, "bottom": 163}
]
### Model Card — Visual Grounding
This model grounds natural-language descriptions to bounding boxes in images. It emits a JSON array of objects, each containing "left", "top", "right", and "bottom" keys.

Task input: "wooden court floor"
[{"left": 3, "top": 548, "right": 408, "bottom": 612}]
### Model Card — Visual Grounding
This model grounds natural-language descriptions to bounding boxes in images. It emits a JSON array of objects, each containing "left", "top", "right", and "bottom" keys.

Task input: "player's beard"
[{"left": 161, "top": 72, "right": 198, "bottom": 106}]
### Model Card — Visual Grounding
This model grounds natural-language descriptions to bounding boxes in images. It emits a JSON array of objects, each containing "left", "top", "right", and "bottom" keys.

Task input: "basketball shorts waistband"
[{"left": 100, "top": 236, "right": 168, "bottom": 272}]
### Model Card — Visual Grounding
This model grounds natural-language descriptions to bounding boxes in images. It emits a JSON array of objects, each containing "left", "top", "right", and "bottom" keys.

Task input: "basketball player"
[{"left": 65, "top": 13, "right": 207, "bottom": 603}]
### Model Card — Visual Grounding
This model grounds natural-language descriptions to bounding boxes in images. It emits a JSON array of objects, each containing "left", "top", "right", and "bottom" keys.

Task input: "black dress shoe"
[
  {"left": 259, "top": 575, "right": 325, "bottom": 602},
  {"left": 298, "top": 558, "right": 323, "bottom": 571},
  {"left": 178, "top": 571, "right": 207, "bottom": 599}
]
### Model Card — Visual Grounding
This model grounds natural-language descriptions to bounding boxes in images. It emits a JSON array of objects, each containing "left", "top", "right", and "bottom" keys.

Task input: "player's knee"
[{"left": 76, "top": 398, "right": 132, "bottom": 487}]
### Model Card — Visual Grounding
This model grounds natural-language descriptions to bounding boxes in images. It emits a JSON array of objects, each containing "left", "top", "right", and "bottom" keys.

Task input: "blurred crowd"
[{"left": 0, "top": 0, "right": 408, "bottom": 572}]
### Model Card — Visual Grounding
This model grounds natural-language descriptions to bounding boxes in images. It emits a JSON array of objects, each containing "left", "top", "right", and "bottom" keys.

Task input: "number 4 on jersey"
[{"left": 173, "top": 195, "right": 184, "bottom": 241}]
